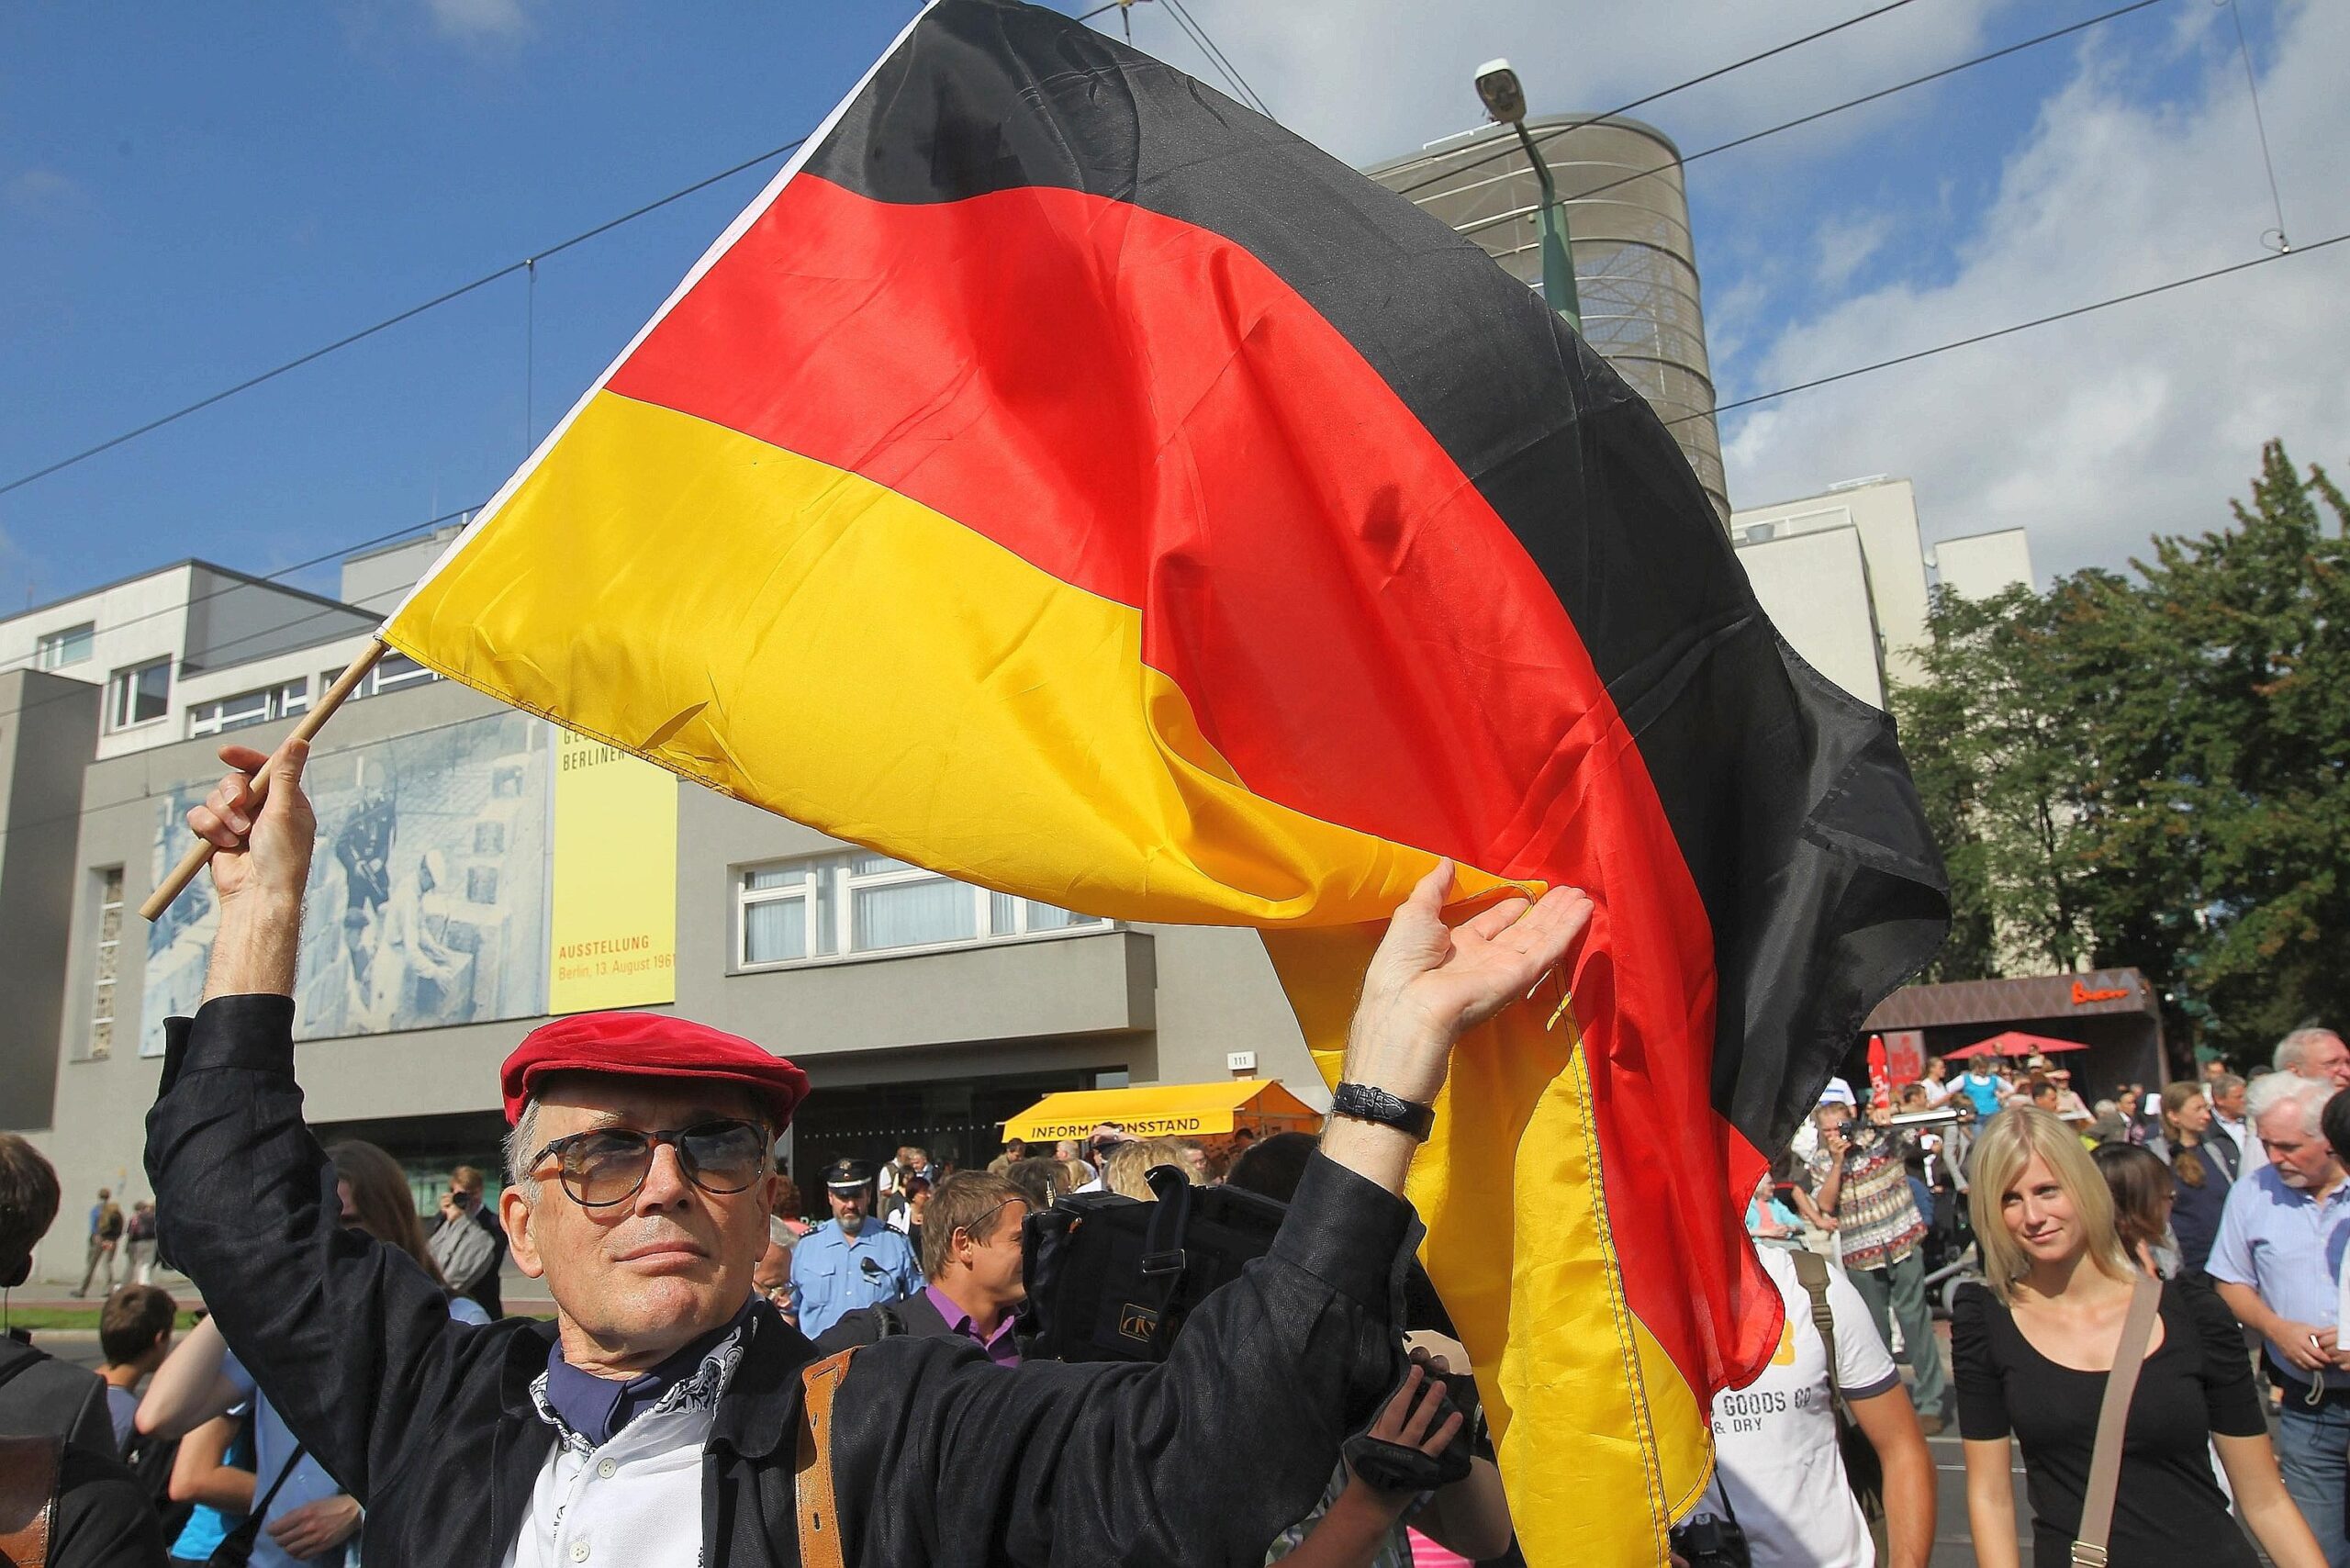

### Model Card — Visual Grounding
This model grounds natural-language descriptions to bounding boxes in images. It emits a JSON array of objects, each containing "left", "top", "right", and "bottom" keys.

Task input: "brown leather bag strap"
[
  {"left": 795, "top": 1349, "right": 858, "bottom": 1568},
  {"left": 0, "top": 1432, "right": 62, "bottom": 1568},
  {"left": 2073, "top": 1274, "right": 2163, "bottom": 1568}
]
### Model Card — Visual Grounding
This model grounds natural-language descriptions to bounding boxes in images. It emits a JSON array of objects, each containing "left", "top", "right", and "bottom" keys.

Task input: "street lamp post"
[{"left": 1474, "top": 59, "right": 1581, "bottom": 336}]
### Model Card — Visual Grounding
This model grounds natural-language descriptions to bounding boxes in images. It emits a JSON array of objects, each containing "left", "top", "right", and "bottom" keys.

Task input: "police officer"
[{"left": 789, "top": 1159, "right": 923, "bottom": 1338}]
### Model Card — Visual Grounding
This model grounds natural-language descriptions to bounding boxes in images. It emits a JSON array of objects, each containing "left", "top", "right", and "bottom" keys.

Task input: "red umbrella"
[{"left": 1943, "top": 1030, "right": 2091, "bottom": 1060}]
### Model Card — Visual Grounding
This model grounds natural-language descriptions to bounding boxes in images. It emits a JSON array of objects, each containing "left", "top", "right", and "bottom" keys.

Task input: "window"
[
  {"left": 106, "top": 658, "right": 171, "bottom": 730},
  {"left": 338, "top": 652, "right": 439, "bottom": 702},
  {"left": 89, "top": 868, "right": 124, "bottom": 1059},
  {"left": 37, "top": 622, "right": 95, "bottom": 669},
  {"left": 737, "top": 851, "right": 1104, "bottom": 969},
  {"left": 187, "top": 679, "right": 310, "bottom": 738}
]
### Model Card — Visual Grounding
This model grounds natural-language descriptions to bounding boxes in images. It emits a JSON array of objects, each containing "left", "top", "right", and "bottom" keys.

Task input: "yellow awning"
[{"left": 1002, "top": 1080, "right": 1324, "bottom": 1143}]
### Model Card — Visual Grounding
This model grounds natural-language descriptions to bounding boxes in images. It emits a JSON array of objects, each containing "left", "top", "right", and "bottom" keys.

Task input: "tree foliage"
[{"left": 1890, "top": 441, "right": 2350, "bottom": 1061}]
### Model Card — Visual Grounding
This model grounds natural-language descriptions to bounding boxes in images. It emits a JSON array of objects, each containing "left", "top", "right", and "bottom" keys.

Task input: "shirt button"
[
  {"left": 571, "top": 1540, "right": 591, "bottom": 1562},
  {"left": 597, "top": 1459, "right": 618, "bottom": 1480}
]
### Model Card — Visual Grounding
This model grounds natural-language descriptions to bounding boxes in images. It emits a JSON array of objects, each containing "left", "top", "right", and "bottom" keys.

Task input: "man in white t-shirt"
[{"left": 1704, "top": 1241, "right": 1936, "bottom": 1568}]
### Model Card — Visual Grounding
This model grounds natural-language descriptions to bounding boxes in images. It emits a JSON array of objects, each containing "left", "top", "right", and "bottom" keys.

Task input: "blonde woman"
[{"left": 1955, "top": 1107, "right": 2322, "bottom": 1568}]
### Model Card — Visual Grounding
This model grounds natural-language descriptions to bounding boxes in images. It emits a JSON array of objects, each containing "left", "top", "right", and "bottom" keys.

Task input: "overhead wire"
[
  {"left": 2219, "top": 0, "right": 2289, "bottom": 252},
  {"left": 1386, "top": 0, "right": 1929, "bottom": 201},
  {"left": 0, "top": 136, "right": 811, "bottom": 500},
  {"left": 1504, "top": 0, "right": 2172, "bottom": 220},
  {"left": 5, "top": 0, "right": 1941, "bottom": 502},
  {"left": 1156, "top": 0, "right": 1270, "bottom": 118},
  {"left": 1677, "top": 230, "right": 2348, "bottom": 425}
]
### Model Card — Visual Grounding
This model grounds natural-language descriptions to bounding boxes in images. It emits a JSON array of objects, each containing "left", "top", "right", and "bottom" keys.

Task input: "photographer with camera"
[
  {"left": 1809, "top": 1100, "right": 1953, "bottom": 1432},
  {"left": 426, "top": 1165, "right": 507, "bottom": 1320},
  {"left": 148, "top": 740, "right": 1593, "bottom": 1567},
  {"left": 1227, "top": 1136, "right": 1513, "bottom": 1566}
]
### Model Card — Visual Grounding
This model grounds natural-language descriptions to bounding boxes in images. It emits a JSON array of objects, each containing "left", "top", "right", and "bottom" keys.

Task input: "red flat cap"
[{"left": 500, "top": 1013, "right": 810, "bottom": 1127}]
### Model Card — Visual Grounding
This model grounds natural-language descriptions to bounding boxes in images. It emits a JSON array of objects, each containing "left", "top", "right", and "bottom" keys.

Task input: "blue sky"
[{"left": 2, "top": 0, "right": 2335, "bottom": 611}]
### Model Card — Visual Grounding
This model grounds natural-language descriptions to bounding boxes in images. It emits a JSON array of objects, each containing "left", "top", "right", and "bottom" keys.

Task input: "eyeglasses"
[{"left": 531, "top": 1120, "right": 770, "bottom": 1208}]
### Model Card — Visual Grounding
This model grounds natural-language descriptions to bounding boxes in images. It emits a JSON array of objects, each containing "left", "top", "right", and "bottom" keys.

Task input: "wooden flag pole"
[{"left": 140, "top": 638, "right": 392, "bottom": 923}]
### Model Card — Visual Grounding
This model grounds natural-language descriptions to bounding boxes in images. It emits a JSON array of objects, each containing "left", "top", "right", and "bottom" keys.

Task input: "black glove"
[{"left": 1342, "top": 1364, "right": 1477, "bottom": 1492}]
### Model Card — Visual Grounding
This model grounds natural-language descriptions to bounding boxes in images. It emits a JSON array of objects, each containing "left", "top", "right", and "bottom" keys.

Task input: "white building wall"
[
  {"left": 1729, "top": 478, "right": 1931, "bottom": 688},
  {"left": 1932, "top": 528, "right": 2036, "bottom": 601},
  {"left": 0, "top": 567, "right": 194, "bottom": 694},
  {"left": 1733, "top": 526, "right": 1886, "bottom": 708},
  {"left": 0, "top": 567, "right": 198, "bottom": 763}
]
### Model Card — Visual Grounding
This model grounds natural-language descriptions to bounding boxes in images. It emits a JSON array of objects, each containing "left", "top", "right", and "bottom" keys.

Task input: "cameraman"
[
  {"left": 1809, "top": 1101, "right": 1952, "bottom": 1431},
  {"left": 425, "top": 1164, "right": 506, "bottom": 1319}
]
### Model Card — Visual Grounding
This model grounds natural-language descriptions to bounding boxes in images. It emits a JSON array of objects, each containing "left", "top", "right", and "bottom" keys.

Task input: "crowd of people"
[
  {"left": 1697, "top": 1025, "right": 2350, "bottom": 1568},
  {"left": 6, "top": 732, "right": 2348, "bottom": 1568}
]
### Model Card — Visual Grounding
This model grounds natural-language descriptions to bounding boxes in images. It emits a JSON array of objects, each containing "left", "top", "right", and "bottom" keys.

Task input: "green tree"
[
  {"left": 1892, "top": 582, "right": 2100, "bottom": 980},
  {"left": 2080, "top": 441, "right": 2350, "bottom": 1058},
  {"left": 1891, "top": 440, "right": 2349, "bottom": 1064}
]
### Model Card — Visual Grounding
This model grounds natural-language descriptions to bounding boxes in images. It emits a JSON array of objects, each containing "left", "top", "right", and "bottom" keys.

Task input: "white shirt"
[
  {"left": 1710, "top": 1244, "right": 1900, "bottom": 1568},
  {"left": 502, "top": 1327, "right": 744, "bottom": 1568},
  {"left": 2215, "top": 1110, "right": 2267, "bottom": 1172}
]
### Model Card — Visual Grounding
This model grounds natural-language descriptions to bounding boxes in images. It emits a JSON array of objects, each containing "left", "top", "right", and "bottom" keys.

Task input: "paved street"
[{"left": 1931, "top": 1428, "right": 2025, "bottom": 1566}]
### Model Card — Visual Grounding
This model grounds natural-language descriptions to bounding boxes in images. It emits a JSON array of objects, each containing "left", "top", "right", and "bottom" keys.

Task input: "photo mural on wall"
[{"left": 142, "top": 711, "right": 552, "bottom": 1054}]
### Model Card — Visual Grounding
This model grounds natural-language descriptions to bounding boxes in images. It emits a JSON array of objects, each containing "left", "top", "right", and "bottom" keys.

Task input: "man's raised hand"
[
  {"left": 1344, "top": 858, "right": 1595, "bottom": 1108},
  {"left": 186, "top": 740, "right": 315, "bottom": 905}
]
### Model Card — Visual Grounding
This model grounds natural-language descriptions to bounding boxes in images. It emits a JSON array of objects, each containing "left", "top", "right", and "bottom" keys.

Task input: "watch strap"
[{"left": 1332, "top": 1081, "right": 1436, "bottom": 1141}]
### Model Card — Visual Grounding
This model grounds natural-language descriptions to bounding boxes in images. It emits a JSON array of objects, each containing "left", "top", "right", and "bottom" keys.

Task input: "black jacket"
[{"left": 148, "top": 995, "right": 1412, "bottom": 1567}]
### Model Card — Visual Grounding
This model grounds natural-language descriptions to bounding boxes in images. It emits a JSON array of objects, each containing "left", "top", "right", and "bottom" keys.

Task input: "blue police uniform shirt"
[{"left": 789, "top": 1214, "right": 923, "bottom": 1338}]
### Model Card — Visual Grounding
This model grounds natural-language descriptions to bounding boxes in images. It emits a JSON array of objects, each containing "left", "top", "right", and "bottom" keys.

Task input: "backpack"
[
  {"left": 96, "top": 1204, "right": 125, "bottom": 1243},
  {"left": 120, "top": 1426, "right": 193, "bottom": 1543},
  {"left": 1021, "top": 1165, "right": 1287, "bottom": 1362}
]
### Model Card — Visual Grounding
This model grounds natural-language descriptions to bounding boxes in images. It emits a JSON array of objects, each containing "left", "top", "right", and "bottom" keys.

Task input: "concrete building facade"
[
  {"left": 1365, "top": 115, "right": 1730, "bottom": 524},
  {"left": 8, "top": 550, "right": 1324, "bottom": 1286}
]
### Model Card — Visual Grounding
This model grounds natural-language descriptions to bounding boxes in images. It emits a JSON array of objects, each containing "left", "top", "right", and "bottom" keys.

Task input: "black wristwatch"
[{"left": 1331, "top": 1081, "right": 1437, "bottom": 1141}]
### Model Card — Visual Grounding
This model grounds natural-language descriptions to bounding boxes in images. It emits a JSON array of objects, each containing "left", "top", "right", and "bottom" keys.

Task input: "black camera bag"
[{"left": 1021, "top": 1164, "right": 1286, "bottom": 1361}]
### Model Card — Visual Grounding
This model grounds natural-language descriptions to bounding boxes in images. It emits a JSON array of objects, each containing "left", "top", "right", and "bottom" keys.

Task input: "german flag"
[{"left": 385, "top": 3, "right": 1947, "bottom": 1558}]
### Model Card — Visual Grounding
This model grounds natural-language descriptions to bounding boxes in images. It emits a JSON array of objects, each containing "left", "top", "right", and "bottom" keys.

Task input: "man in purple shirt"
[{"left": 817, "top": 1170, "right": 1030, "bottom": 1364}]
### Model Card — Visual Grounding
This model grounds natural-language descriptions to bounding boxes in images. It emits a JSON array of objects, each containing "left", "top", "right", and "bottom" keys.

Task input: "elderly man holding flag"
[{"left": 151, "top": 737, "right": 1588, "bottom": 1566}]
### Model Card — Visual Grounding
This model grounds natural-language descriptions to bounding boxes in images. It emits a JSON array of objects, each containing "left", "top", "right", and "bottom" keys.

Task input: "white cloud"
[
  {"left": 1147, "top": 0, "right": 2017, "bottom": 168},
  {"left": 1814, "top": 209, "right": 1894, "bottom": 290},
  {"left": 423, "top": 0, "right": 531, "bottom": 40},
  {"left": 1722, "top": 0, "right": 2348, "bottom": 579}
]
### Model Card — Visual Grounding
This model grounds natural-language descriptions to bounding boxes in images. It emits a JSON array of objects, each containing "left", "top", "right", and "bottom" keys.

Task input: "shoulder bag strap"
[
  {"left": 1790, "top": 1249, "right": 1842, "bottom": 1398},
  {"left": 2073, "top": 1274, "right": 2163, "bottom": 1568},
  {"left": 795, "top": 1348, "right": 859, "bottom": 1568},
  {"left": 0, "top": 1433, "right": 62, "bottom": 1568}
]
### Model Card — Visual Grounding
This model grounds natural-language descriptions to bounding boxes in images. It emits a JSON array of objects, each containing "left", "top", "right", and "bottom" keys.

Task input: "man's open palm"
[{"left": 1345, "top": 860, "right": 1595, "bottom": 1107}]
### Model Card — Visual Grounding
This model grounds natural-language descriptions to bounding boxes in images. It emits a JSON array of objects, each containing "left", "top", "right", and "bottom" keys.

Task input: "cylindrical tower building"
[{"left": 1365, "top": 115, "right": 1729, "bottom": 525}]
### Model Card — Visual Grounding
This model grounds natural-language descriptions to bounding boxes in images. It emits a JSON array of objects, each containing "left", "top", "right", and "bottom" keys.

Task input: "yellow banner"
[{"left": 549, "top": 730, "right": 677, "bottom": 1013}]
